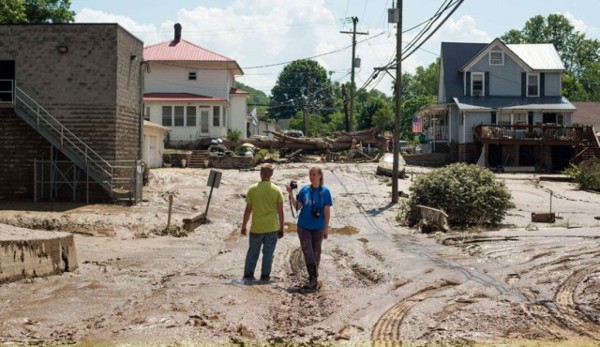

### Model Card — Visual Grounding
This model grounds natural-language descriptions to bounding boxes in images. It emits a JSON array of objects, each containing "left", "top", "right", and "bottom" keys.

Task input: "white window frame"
[
  {"left": 527, "top": 73, "right": 539, "bottom": 97},
  {"left": 489, "top": 51, "right": 504, "bottom": 66},
  {"left": 471, "top": 72, "right": 484, "bottom": 97}
]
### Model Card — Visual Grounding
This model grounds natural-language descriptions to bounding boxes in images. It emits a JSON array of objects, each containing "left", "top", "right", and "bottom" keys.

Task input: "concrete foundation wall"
[
  {"left": 0, "top": 224, "right": 78, "bottom": 283},
  {"left": 210, "top": 156, "right": 254, "bottom": 170}
]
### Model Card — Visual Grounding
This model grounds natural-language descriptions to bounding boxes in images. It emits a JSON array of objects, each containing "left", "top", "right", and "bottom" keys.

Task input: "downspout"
[{"left": 137, "top": 59, "right": 146, "bottom": 202}]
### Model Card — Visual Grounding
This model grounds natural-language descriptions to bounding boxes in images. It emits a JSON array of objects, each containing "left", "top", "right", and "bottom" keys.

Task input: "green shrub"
[
  {"left": 564, "top": 158, "right": 600, "bottom": 191},
  {"left": 225, "top": 129, "right": 242, "bottom": 143},
  {"left": 404, "top": 163, "right": 514, "bottom": 228}
]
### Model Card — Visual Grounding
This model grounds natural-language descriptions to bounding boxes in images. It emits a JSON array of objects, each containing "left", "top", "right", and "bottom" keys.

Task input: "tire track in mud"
[
  {"left": 371, "top": 280, "right": 457, "bottom": 342},
  {"left": 327, "top": 164, "right": 523, "bottom": 299},
  {"left": 553, "top": 264, "right": 600, "bottom": 338},
  {"left": 521, "top": 264, "right": 600, "bottom": 339}
]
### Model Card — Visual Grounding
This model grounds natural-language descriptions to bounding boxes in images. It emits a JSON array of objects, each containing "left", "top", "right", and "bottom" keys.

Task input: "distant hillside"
[{"left": 235, "top": 81, "right": 269, "bottom": 106}]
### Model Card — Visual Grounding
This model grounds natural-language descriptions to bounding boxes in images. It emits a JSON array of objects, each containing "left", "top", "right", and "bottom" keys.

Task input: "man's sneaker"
[
  {"left": 242, "top": 276, "right": 255, "bottom": 284},
  {"left": 259, "top": 275, "right": 270, "bottom": 282}
]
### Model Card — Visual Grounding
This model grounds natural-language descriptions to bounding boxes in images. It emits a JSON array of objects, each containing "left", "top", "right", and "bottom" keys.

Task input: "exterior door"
[
  {"left": 0, "top": 60, "right": 15, "bottom": 103},
  {"left": 199, "top": 107, "right": 209, "bottom": 135}
]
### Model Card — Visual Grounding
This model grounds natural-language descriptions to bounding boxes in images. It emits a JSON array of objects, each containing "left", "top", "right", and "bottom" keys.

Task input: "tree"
[
  {"left": 355, "top": 89, "right": 393, "bottom": 131},
  {"left": 0, "top": 0, "right": 75, "bottom": 23},
  {"left": 235, "top": 81, "right": 269, "bottom": 106},
  {"left": 269, "top": 60, "right": 334, "bottom": 121}
]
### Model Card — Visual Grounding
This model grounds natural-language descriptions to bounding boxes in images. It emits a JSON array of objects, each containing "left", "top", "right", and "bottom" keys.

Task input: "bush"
[
  {"left": 564, "top": 158, "right": 600, "bottom": 191},
  {"left": 225, "top": 129, "right": 242, "bottom": 143},
  {"left": 404, "top": 163, "right": 514, "bottom": 228}
]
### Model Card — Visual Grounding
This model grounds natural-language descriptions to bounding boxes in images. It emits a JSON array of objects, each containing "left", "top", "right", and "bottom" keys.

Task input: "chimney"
[{"left": 174, "top": 23, "right": 182, "bottom": 42}]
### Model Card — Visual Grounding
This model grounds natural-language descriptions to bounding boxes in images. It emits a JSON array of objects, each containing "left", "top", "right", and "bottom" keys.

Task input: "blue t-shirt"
[{"left": 296, "top": 185, "right": 333, "bottom": 231}]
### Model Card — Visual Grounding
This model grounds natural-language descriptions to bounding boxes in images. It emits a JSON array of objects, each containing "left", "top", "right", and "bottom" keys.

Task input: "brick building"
[{"left": 0, "top": 24, "right": 144, "bottom": 203}]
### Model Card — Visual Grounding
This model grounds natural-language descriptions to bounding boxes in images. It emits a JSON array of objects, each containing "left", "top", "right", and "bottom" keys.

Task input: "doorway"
[{"left": 0, "top": 60, "right": 15, "bottom": 103}]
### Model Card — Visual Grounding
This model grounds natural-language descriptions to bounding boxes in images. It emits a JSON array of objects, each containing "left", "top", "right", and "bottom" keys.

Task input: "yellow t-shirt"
[{"left": 246, "top": 181, "right": 283, "bottom": 233}]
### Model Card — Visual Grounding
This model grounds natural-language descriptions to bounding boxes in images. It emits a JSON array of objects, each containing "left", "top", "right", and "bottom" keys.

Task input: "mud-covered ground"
[{"left": 1, "top": 162, "right": 600, "bottom": 345}]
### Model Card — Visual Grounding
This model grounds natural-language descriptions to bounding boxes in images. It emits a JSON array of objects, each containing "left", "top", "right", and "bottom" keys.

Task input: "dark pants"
[
  {"left": 297, "top": 226, "right": 324, "bottom": 280},
  {"left": 244, "top": 231, "right": 278, "bottom": 279}
]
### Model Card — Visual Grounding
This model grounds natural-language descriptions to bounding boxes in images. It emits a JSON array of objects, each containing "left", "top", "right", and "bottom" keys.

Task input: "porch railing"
[
  {"left": 425, "top": 125, "right": 448, "bottom": 140},
  {"left": 473, "top": 124, "right": 588, "bottom": 142}
]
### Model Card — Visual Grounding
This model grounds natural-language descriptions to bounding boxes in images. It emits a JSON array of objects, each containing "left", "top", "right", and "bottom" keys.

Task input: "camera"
[
  {"left": 312, "top": 208, "right": 321, "bottom": 218},
  {"left": 290, "top": 180, "right": 298, "bottom": 190}
]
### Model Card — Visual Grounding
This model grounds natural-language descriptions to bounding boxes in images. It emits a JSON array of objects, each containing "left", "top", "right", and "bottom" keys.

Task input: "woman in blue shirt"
[{"left": 287, "top": 166, "right": 333, "bottom": 289}]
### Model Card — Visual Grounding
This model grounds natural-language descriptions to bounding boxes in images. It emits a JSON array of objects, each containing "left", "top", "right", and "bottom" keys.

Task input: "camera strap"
[{"left": 288, "top": 195, "right": 297, "bottom": 219}]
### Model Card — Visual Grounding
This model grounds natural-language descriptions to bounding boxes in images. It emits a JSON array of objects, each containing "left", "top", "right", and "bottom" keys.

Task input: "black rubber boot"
[{"left": 305, "top": 264, "right": 318, "bottom": 290}]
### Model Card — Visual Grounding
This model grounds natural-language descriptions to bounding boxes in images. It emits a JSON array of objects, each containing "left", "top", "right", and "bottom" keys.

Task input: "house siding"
[
  {"left": 471, "top": 53, "right": 523, "bottom": 96},
  {"left": 0, "top": 24, "right": 143, "bottom": 201},
  {"left": 543, "top": 72, "right": 561, "bottom": 96},
  {"left": 144, "top": 63, "right": 230, "bottom": 99}
]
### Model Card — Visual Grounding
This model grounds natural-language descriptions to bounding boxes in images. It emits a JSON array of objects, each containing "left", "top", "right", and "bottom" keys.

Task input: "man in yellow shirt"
[{"left": 241, "top": 163, "right": 284, "bottom": 282}]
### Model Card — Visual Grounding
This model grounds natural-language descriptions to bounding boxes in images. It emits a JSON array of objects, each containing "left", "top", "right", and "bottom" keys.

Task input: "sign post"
[{"left": 204, "top": 170, "right": 222, "bottom": 220}]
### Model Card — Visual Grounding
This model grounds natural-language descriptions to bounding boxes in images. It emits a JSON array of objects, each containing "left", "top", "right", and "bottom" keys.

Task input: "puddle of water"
[{"left": 283, "top": 222, "right": 358, "bottom": 235}]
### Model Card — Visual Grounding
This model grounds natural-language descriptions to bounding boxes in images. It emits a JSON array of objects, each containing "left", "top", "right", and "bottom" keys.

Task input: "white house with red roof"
[{"left": 143, "top": 23, "right": 249, "bottom": 144}]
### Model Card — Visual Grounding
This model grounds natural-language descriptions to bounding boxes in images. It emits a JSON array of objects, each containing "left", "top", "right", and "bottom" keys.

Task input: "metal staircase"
[{"left": 12, "top": 85, "right": 134, "bottom": 202}]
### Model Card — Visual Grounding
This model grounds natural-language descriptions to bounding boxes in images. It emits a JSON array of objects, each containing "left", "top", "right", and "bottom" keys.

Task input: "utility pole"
[
  {"left": 340, "top": 17, "right": 368, "bottom": 132},
  {"left": 303, "top": 77, "right": 310, "bottom": 137},
  {"left": 392, "top": 0, "right": 403, "bottom": 203}
]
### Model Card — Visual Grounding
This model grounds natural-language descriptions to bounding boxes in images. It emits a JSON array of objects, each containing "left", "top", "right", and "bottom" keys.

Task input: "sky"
[{"left": 71, "top": 0, "right": 600, "bottom": 96}]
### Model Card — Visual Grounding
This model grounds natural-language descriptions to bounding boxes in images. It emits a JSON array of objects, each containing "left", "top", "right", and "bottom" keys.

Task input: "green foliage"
[
  {"left": 235, "top": 81, "right": 269, "bottom": 106},
  {"left": 270, "top": 59, "right": 334, "bottom": 120},
  {"left": 0, "top": 0, "right": 74, "bottom": 23},
  {"left": 563, "top": 158, "right": 600, "bottom": 191},
  {"left": 225, "top": 129, "right": 241, "bottom": 143},
  {"left": 405, "top": 163, "right": 514, "bottom": 228}
]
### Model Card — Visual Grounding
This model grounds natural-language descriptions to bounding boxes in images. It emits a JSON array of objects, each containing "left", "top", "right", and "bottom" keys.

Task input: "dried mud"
[{"left": 0, "top": 163, "right": 599, "bottom": 345}]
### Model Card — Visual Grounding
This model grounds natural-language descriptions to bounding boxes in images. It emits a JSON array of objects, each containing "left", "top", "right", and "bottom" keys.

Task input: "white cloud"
[
  {"left": 75, "top": 8, "right": 163, "bottom": 44},
  {"left": 74, "top": 5, "right": 494, "bottom": 97},
  {"left": 560, "top": 11, "right": 600, "bottom": 39}
]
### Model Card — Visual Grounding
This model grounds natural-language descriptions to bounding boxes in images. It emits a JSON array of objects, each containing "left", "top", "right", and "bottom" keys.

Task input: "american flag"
[{"left": 411, "top": 115, "right": 423, "bottom": 133}]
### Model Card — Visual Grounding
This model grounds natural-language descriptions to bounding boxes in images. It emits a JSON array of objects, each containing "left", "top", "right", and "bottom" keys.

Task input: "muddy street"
[{"left": 1, "top": 162, "right": 600, "bottom": 345}]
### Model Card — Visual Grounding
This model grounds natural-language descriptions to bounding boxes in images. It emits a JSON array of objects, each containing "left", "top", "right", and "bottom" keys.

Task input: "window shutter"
[
  {"left": 485, "top": 72, "right": 490, "bottom": 96},
  {"left": 491, "top": 111, "right": 496, "bottom": 124},
  {"left": 466, "top": 72, "right": 471, "bottom": 96},
  {"left": 521, "top": 73, "right": 526, "bottom": 97},
  {"left": 540, "top": 73, "right": 545, "bottom": 97}
]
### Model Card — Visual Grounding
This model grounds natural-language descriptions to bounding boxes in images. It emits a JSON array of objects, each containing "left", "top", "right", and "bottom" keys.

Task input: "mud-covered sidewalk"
[{"left": 1, "top": 163, "right": 600, "bottom": 345}]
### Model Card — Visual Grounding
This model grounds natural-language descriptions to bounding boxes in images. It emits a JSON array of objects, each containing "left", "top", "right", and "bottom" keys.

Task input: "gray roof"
[
  {"left": 441, "top": 42, "right": 486, "bottom": 103},
  {"left": 453, "top": 96, "right": 576, "bottom": 112},
  {"left": 507, "top": 44, "right": 565, "bottom": 71}
]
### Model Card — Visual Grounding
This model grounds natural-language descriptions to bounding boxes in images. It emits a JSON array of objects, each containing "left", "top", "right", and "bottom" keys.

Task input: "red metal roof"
[
  {"left": 143, "top": 93, "right": 225, "bottom": 101},
  {"left": 144, "top": 39, "right": 243, "bottom": 75},
  {"left": 229, "top": 87, "right": 250, "bottom": 95}
]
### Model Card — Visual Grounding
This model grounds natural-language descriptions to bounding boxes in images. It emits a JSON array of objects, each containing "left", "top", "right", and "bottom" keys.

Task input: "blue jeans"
[{"left": 243, "top": 231, "right": 279, "bottom": 279}]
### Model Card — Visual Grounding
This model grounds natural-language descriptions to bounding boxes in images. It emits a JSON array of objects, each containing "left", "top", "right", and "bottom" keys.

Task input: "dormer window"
[
  {"left": 489, "top": 51, "right": 504, "bottom": 66},
  {"left": 471, "top": 72, "right": 484, "bottom": 96},
  {"left": 188, "top": 71, "right": 197, "bottom": 80},
  {"left": 527, "top": 73, "right": 539, "bottom": 97}
]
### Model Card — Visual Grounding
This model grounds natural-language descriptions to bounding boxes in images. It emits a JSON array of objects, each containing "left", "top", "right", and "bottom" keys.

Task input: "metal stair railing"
[{"left": 13, "top": 85, "right": 115, "bottom": 194}]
